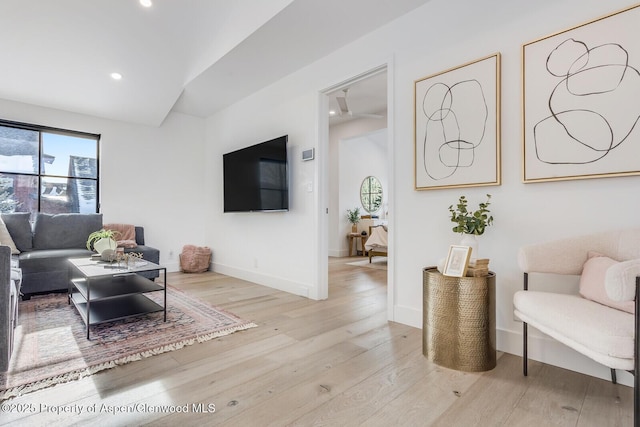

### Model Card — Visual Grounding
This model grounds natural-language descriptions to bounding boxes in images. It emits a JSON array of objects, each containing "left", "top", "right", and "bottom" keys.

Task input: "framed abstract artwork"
[
  {"left": 522, "top": 4, "right": 640, "bottom": 183},
  {"left": 414, "top": 53, "right": 501, "bottom": 190}
]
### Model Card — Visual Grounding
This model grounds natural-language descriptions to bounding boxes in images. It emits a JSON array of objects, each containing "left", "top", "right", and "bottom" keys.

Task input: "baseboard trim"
[
  {"left": 392, "top": 304, "right": 421, "bottom": 328},
  {"left": 328, "top": 249, "right": 348, "bottom": 257},
  {"left": 163, "top": 260, "right": 181, "bottom": 272},
  {"left": 211, "top": 262, "right": 313, "bottom": 299}
]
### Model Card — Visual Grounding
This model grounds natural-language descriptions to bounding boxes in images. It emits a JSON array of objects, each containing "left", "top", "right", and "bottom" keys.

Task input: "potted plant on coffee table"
[{"left": 86, "top": 229, "right": 120, "bottom": 254}]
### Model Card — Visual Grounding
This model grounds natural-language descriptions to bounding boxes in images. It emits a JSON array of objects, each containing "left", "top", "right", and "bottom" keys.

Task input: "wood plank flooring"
[{"left": 1, "top": 257, "right": 633, "bottom": 426}]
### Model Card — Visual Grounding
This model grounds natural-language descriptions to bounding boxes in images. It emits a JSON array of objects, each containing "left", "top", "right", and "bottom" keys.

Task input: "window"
[
  {"left": 360, "top": 175, "right": 383, "bottom": 213},
  {"left": 0, "top": 120, "right": 100, "bottom": 216}
]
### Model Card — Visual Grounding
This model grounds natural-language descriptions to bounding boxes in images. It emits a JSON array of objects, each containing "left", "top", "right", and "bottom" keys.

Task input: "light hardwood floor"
[{"left": 1, "top": 257, "right": 633, "bottom": 426}]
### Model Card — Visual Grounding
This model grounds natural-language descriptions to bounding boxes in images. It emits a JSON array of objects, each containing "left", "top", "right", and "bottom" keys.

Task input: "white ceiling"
[
  {"left": 327, "top": 71, "right": 388, "bottom": 126},
  {"left": 0, "top": 0, "right": 430, "bottom": 127}
]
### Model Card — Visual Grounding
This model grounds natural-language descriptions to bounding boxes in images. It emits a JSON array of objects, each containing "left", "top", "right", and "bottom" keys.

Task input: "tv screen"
[{"left": 223, "top": 135, "right": 289, "bottom": 212}]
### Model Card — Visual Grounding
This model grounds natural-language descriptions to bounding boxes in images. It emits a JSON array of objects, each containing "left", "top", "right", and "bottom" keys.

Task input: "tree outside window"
[{"left": 0, "top": 121, "right": 100, "bottom": 217}]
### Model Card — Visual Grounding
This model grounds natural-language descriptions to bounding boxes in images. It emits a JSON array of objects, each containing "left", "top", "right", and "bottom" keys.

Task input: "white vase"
[
  {"left": 94, "top": 237, "right": 116, "bottom": 254},
  {"left": 460, "top": 234, "right": 478, "bottom": 263}
]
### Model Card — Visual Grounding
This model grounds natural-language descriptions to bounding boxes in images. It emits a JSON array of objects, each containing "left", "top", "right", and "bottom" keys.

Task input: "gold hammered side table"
[{"left": 422, "top": 267, "right": 496, "bottom": 372}]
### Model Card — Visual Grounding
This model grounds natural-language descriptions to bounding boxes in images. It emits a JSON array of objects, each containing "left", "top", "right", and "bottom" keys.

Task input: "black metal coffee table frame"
[{"left": 68, "top": 257, "right": 167, "bottom": 339}]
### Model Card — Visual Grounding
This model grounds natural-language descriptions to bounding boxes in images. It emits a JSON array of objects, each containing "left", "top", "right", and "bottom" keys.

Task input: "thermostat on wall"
[{"left": 302, "top": 148, "right": 315, "bottom": 161}]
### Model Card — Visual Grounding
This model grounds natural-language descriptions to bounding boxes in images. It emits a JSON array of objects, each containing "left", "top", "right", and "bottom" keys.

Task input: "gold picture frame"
[
  {"left": 522, "top": 4, "right": 640, "bottom": 183},
  {"left": 443, "top": 245, "right": 472, "bottom": 277},
  {"left": 414, "top": 53, "right": 501, "bottom": 190}
]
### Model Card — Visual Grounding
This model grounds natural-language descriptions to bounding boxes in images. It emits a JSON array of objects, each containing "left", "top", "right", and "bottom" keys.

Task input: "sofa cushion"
[
  {"left": 579, "top": 252, "right": 634, "bottom": 314},
  {"left": 33, "top": 213, "right": 102, "bottom": 250},
  {"left": 0, "top": 216, "right": 19, "bottom": 254},
  {"left": 18, "top": 248, "right": 94, "bottom": 273},
  {"left": 1, "top": 213, "right": 32, "bottom": 251}
]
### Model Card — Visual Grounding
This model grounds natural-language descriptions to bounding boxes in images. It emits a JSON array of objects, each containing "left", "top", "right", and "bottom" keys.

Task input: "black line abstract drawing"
[
  {"left": 534, "top": 38, "right": 640, "bottom": 165},
  {"left": 414, "top": 54, "right": 499, "bottom": 190},
  {"left": 420, "top": 79, "right": 488, "bottom": 180}
]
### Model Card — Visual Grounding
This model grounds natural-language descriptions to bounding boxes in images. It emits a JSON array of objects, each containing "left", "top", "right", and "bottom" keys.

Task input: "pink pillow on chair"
[{"left": 579, "top": 252, "right": 634, "bottom": 314}]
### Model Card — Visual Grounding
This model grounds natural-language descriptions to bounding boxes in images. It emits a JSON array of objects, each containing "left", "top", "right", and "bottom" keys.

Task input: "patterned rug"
[{"left": 0, "top": 286, "right": 256, "bottom": 400}]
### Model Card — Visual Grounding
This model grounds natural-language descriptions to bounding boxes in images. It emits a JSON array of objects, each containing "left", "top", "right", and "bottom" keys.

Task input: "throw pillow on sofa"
[
  {"left": 579, "top": 251, "right": 634, "bottom": 314},
  {"left": 1, "top": 212, "right": 32, "bottom": 252},
  {"left": 0, "top": 216, "right": 19, "bottom": 254}
]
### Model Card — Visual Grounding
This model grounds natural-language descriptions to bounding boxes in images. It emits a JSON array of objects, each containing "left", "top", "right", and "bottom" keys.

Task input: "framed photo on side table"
[{"left": 443, "top": 245, "right": 472, "bottom": 277}]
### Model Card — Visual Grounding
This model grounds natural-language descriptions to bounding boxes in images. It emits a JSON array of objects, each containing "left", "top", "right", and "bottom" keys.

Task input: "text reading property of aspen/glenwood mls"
[{"left": 1, "top": 402, "right": 217, "bottom": 416}]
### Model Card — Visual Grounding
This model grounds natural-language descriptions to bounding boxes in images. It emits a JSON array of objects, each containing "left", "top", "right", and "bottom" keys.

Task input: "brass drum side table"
[{"left": 422, "top": 267, "right": 496, "bottom": 372}]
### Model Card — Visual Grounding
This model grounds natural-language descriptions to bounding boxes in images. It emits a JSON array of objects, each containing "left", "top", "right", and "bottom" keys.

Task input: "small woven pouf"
[{"left": 180, "top": 245, "right": 212, "bottom": 273}]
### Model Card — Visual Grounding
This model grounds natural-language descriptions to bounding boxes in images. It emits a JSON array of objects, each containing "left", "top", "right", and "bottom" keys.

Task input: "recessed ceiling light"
[
  {"left": 140, "top": 0, "right": 152, "bottom": 7},
  {"left": 329, "top": 110, "right": 336, "bottom": 116},
  {"left": 110, "top": 72, "right": 123, "bottom": 81}
]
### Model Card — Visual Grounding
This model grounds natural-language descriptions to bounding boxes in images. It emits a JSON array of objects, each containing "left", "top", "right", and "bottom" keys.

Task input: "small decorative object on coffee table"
[
  {"left": 86, "top": 228, "right": 120, "bottom": 255},
  {"left": 68, "top": 257, "right": 167, "bottom": 339}
]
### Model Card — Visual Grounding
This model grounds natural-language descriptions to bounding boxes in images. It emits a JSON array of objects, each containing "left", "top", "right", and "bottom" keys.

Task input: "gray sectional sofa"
[
  {"left": 1, "top": 212, "right": 160, "bottom": 371},
  {"left": 2, "top": 212, "right": 160, "bottom": 299}
]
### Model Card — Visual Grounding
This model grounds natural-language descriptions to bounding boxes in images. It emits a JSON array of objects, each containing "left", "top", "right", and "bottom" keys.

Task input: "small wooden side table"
[
  {"left": 347, "top": 233, "right": 367, "bottom": 257},
  {"left": 422, "top": 267, "right": 496, "bottom": 372}
]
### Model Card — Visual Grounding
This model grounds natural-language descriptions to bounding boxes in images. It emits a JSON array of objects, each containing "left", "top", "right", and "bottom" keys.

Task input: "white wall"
[
  {"left": 329, "top": 121, "right": 387, "bottom": 256},
  {"left": 203, "top": 0, "right": 640, "bottom": 384},
  {"left": 0, "top": 98, "right": 207, "bottom": 272},
  {"left": 204, "top": 91, "right": 320, "bottom": 298}
]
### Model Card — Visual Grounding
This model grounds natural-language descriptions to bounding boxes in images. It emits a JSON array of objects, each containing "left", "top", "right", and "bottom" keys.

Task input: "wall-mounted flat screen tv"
[{"left": 223, "top": 135, "right": 289, "bottom": 212}]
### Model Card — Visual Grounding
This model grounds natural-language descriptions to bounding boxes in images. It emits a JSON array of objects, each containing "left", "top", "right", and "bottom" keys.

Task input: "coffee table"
[{"left": 68, "top": 257, "right": 167, "bottom": 339}]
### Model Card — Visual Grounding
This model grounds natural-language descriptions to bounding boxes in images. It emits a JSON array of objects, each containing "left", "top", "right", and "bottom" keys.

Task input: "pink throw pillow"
[{"left": 579, "top": 252, "right": 634, "bottom": 314}]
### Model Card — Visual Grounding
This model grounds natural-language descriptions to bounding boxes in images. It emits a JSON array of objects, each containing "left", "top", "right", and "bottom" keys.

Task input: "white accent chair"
[{"left": 513, "top": 229, "right": 640, "bottom": 421}]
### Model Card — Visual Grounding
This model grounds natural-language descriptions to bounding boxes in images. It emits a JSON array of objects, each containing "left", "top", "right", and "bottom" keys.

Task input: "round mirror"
[{"left": 360, "top": 176, "right": 383, "bottom": 213}]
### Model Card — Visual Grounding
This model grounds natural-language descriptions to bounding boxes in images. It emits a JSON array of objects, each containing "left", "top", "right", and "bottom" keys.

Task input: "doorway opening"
[{"left": 317, "top": 63, "right": 394, "bottom": 319}]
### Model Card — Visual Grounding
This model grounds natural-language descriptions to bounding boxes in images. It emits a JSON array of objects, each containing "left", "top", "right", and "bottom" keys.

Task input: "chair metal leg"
[
  {"left": 523, "top": 322, "right": 528, "bottom": 377},
  {"left": 611, "top": 368, "right": 617, "bottom": 384},
  {"left": 634, "top": 277, "right": 639, "bottom": 426},
  {"left": 522, "top": 272, "right": 529, "bottom": 377}
]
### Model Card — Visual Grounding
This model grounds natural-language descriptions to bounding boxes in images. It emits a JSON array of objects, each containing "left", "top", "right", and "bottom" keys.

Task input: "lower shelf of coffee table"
[
  {"left": 71, "top": 273, "right": 164, "bottom": 300},
  {"left": 70, "top": 292, "right": 164, "bottom": 326}
]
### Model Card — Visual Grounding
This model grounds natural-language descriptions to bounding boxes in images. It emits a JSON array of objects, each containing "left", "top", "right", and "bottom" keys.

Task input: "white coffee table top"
[{"left": 68, "top": 257, "right": 164, "bottom": 278}]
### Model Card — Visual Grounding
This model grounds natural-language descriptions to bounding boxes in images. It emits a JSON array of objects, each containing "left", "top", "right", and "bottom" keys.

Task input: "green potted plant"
[
  {"left": 346, "top": 207, "right": 361, "bottom": 233},
  {"left": 448, "top": 194, "right": 493, "bottom": 235},
  {"left": 86, "top": 228, "right": 120, "bottom": 253},
  {"left": 448, "top": 194, "right": 493, "bottom": 260}
]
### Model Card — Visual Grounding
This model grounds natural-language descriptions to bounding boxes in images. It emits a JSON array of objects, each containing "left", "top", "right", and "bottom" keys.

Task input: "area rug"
[
  {"left": 0, "top": 286, "right": 257, "bottom": 400},
  {"left": 346, "top": 258, "right": 387, "bottom": 270}
]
